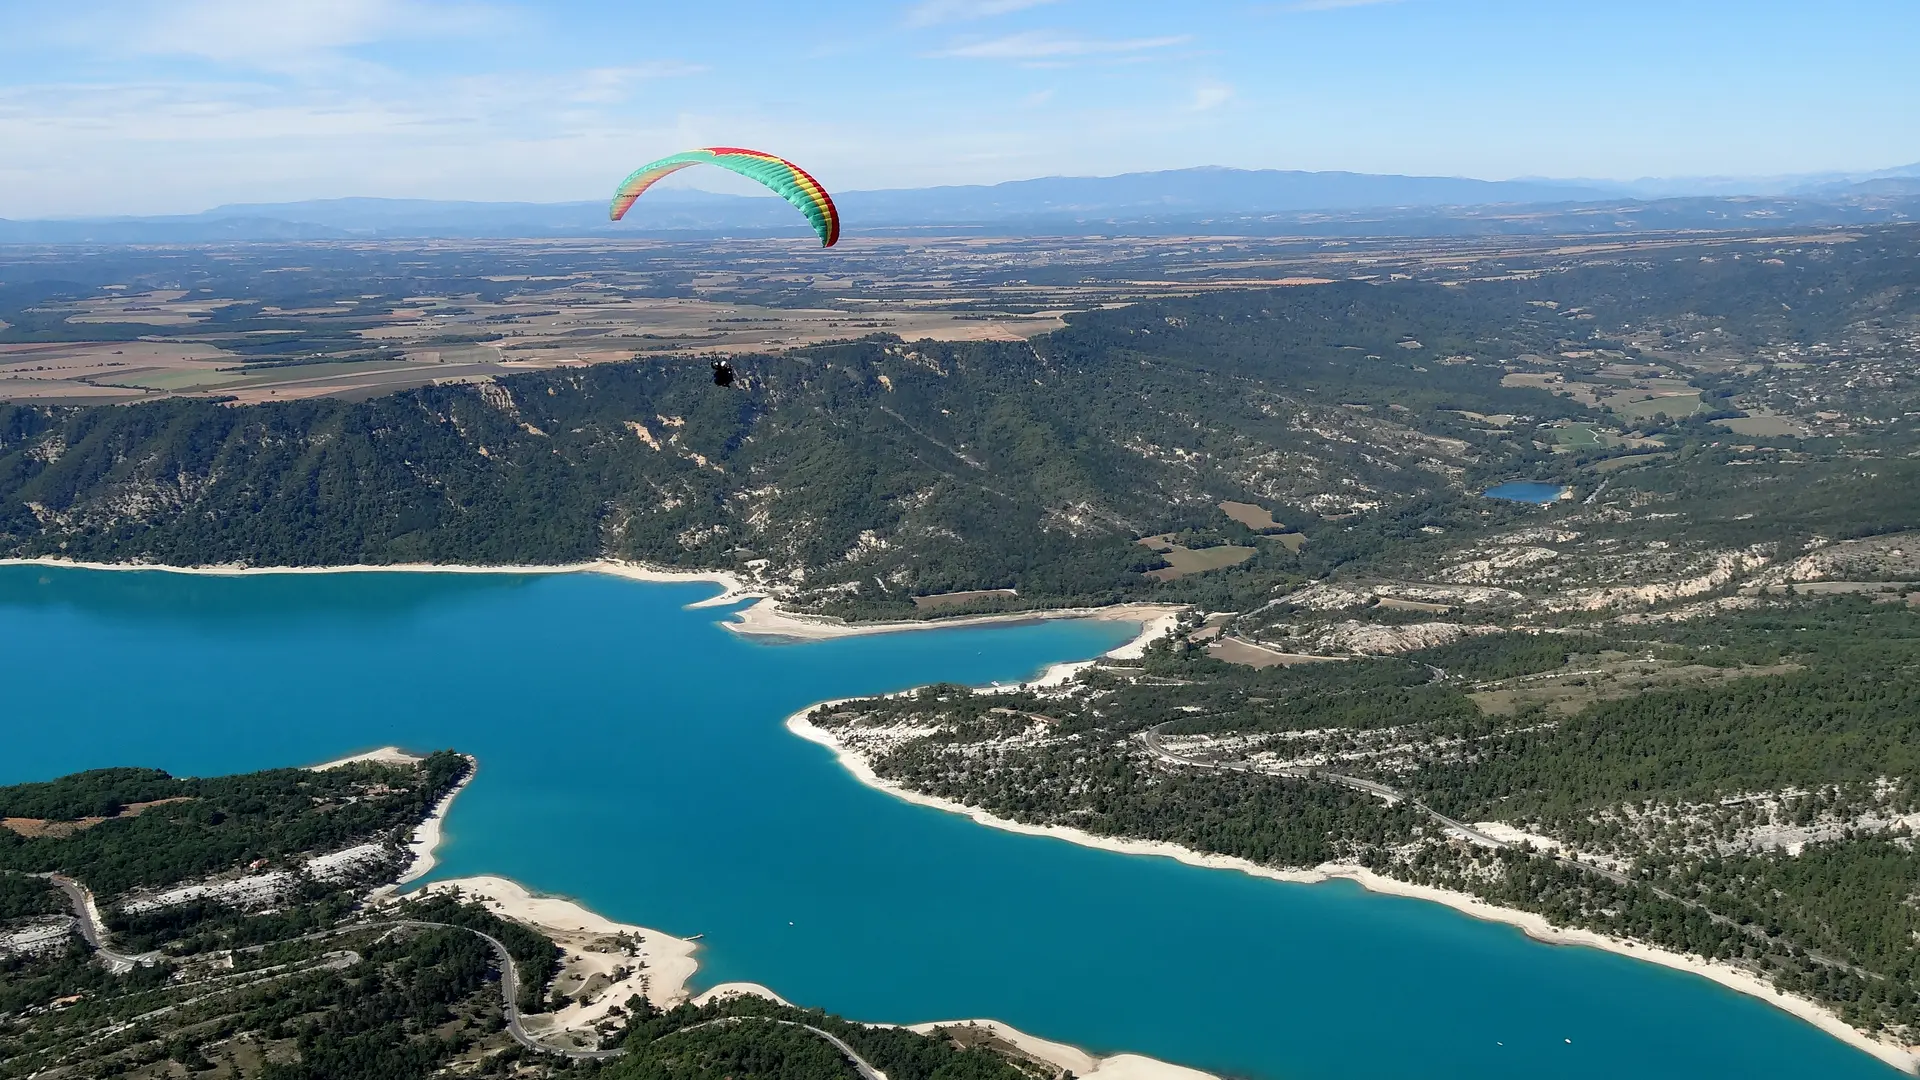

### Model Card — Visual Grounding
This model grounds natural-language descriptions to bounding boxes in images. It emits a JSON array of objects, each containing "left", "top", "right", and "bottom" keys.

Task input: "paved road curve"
[
  {"left": 37, "top": 873, "right": 161, "bottom": 974},
  {"left": 33, "top": 882, "right": 627, "bottom": 1063},
  {"left": 674, "top": 1016, "right": 888, "bottom": 1080},
  {"left": 1140, "top": 723, "right": 1869, "bottom": 975}
]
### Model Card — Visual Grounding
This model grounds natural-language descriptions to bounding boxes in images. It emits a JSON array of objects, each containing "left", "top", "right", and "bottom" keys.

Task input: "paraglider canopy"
[
  {"left": 711, "top": 359, "right": 735, "bottom": 387},
  {"left": 610, "top": 147, "right": 840, "bottom": 247}
]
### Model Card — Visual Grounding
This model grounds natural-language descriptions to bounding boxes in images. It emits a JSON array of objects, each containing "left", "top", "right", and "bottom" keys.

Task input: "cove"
[
  {"left": 1483, "top": 481, "right": 1572, "bottom": 503},
  {"left": 0, "top": 565, "right": 1904, "bottom": 1080}
]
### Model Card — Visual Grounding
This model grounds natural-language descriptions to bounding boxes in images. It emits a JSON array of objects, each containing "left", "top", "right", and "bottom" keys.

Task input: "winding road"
[
  {"left": 1140, "top": 725, "right": 1511, "bottom": 848},
  {"left": 1140, "top": 723, "right": 1868, "bottom": 975},
  {"left": 34, "top": 879, "right": 627, "bottom": 1064},
  {"left": 36, "top": 873, "right": 161, "bottom": 974},
  {"left": 673, "top": 1016, "right": 888, "bottom": 1080},
  {"left": 404, "top": 918, "right": 629, "bottom": 1062}
]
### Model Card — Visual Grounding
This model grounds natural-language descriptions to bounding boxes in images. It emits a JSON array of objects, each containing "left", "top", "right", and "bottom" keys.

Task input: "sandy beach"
[
  {"left": 314, "top": 747, "right": 699, "bottom": 1044},
  {"left": 359, "top": 734, "right": 1214, "bottom": 1078},
  {"left": 0, "top": 556, "right": 1183, "bottom": 648},
  {"left": 412, "top": 873, "right": 700, "bottom": 1047},
  {"left": 787, "top": 711, "right": 1920, "bottom": 1076},
  {"left": 688, "top": 983, "right": 1215, "bottom": 1080},
  {"left": 394, "top": 800, "right": 1211, "bottom": 1079},
  {"left": 907, "top": 1020, "right": 1217, "bottom": 1080},
  {"left": 0, "top": 556, "right": 754, "bottom": 607},
  {"left": 722, "top": 595, "right": 1182, "bottom": 645},
  {"left": 306, "top": 746, "right": 475, "bottom": 892},
  {"left": 42, "top": 553, "right": 1900, "bottom": 1069},
  {"left": 308, "top": 746, "right": 422, "bottom": 770}
]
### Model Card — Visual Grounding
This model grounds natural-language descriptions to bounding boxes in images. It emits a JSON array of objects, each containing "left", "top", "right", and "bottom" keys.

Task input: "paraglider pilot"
[{"left": 712, "top": 359, "right": 736, "bottom": 387}]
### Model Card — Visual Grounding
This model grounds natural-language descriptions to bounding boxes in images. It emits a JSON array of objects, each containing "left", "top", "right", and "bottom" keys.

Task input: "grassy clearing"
[
  {"left": 1207, "top": 638, "right": 1343, "bottom": 668},
  {"left": 1608, "top": 391, "right": 1703, "bottom": 421},
  {"left": 1555, "top": 423, "right": 1605, "bottom": 448},
  {"left": 1219, "top": 500, "right": 1282, "bottom": 531},
  {"left": 1589, "top": 451, "right": 1673, "bottom": 473},
  {"left": 1717, "top": 411, "right": 1810, "bottom": 437},
  {"left": 1138, "top": 535, "right": 1257, "bottom": 581},
  {"left": 1469, "top": 654, "right": 1801, "bottom": 715}
]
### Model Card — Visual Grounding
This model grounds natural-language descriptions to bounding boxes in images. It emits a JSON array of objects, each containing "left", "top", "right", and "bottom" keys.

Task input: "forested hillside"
[
  {"left": 0, "top": 758, "right": 1052, "bottom": 1080},
  {"left": 8, "top": 228, "right": 1920, "bottom": 1064},
  {"left": 0, "top": 281, "right": 1582, "bottom": 614}
]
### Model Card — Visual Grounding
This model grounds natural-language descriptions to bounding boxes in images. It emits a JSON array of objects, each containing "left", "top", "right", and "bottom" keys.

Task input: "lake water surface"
[
  {"left": 0, "top": 565, "right": 1903, "bottom": 1080},
  {"left": 1483, "top": 481, "right": 1571, "bottom": 503}
]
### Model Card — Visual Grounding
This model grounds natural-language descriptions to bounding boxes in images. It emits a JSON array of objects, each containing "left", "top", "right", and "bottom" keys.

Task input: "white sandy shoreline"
[
  {"left": 306, "top": 746, "right": 476, "bottom": 892},
  {"left": 358, "top": 744, "right": 1208, "bottom": 1080},
  {"left": 0, "top": 556, "right": 1182, "bottom": 645},
  {"left": 0, "top": 555, "right": 754, "bottom": 601},
  {"left": 786, "top": 712, "right": 1920, "bottom": 1076},
  {"left": 47, "top": 554, "right": 1906, "bottom": 1070},
  {"left": 723, "top": 596, "right": 1182, "bottom": 644}
]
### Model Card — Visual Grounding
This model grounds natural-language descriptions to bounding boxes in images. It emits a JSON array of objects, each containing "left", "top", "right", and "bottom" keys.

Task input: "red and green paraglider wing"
[{"left": 609, "top": 147, "right": 840, "bottom": 247}]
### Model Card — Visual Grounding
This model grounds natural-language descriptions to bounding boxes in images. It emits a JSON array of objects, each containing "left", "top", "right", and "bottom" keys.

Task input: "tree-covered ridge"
[
  {"left": 0, "top": 751, "right": 1054, "bottom": 1080},
  {"left": 0, "top": 280, "right": 1585, "bottom": 615},
  {"left": 0, "top": 753, "right": 470, "bottom": 896},
  {"left": 605, "top": 996, "right": 1044, "bottom": 1080},
  {"left": 813, "top": 599, "right": 1920, "bottom": 1041}
]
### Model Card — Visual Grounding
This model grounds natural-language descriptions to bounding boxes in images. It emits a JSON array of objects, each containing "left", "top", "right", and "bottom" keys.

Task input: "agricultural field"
[
  {"left": 1466, "top": 652, "right": 1804, "bottom": 715},
  {"left": 4, "top": 225, "right": 1891, "bottom": 408},
  {"left": 1137, "top": 535, "right": 1258, "bottom": 581},
  {"left": 1605, "top": 384, "right": 1704, "bottom": 420},
  {"left": 1204, "top": 637, "right": 1344, "bottom": 668},
  {"left": 1717, "top": 409, "right": 1814, "bottom": 437},
  {"left": 1219, "top": 500, "right": 1284, "bottom": 531}
]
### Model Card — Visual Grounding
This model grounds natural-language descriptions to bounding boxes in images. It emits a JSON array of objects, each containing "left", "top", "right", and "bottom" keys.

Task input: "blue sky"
[{"left": 1, "top": 0, "right": 1914, "bottom": 216}]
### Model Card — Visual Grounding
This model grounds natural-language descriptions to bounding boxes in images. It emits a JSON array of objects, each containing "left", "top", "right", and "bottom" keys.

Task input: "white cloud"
[
  {"left": 1281, "top": 0, "right": 1404, "bottom": 11},
  {"left": 567, "top": 64, "right": 709, "bottom": 104},
  {"left": 935, "top": 31, "right": 1190, "bottom": 60},
  {"left": 0, "top": 64, "right": 727, "bottom": 216},
  {"left": 1190, "top": 79, "right": 1233, "bottom": 111},
  {"left": 106, "top": 0, "right": 505, "bottom": 69},
  {"left": 905, "top": 0, "right": 1057, "bottom": 27}
]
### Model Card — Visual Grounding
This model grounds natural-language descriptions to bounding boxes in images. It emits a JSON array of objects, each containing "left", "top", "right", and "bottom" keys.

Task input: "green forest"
[
  {"left": 5, "top": 226, "right": 1920, "bottom": 1064},
  {"left": 0, "top": 753, "right": 1055, "bottom": 1080},
  {"left": 0, "top": 279, "right": 1589, "bottom": 616},
  {"left": 0, "top": 753, "right": 470, "bottom": 896},
  {"left": 816, "top": 599, "right": 1920, "bottom": 1038}
]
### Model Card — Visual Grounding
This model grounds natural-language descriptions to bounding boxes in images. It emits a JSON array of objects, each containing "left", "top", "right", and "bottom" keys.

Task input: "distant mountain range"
[{"left": 3, "top": 165, "right": 1917, "bottom": 243}]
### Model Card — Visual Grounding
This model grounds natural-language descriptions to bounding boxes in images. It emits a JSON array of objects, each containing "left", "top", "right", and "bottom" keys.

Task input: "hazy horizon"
[
  {"left": 2, "top": 0, "right": 1915, "bottom": 218},
  {"left": 10, "top": 157, "right": 1919, "bottom": 225}
]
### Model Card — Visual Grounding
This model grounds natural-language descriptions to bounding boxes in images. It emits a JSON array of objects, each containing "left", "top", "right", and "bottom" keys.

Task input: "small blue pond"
[{"left": 1483, "top": 481, "right": 1570, "bottom": 504}]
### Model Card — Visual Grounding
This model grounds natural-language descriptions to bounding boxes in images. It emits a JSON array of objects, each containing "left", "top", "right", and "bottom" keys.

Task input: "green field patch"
[
  {"left": 1608, "top": 391, "right": 1702, "bottom": 421},
  {"left": 1206, "top": 638, "right": 1344, "bottom": 668},
  {"left": 1554, "top": 423, "right": 1606, "bottom": 448},
  {"left": 1138, "top": 535, "right": 1258, "bottom": 581},
  {"left": 100, "top": 367, "right": 251, "bottom": 391},
  {"left": 1469, "top": 653, "right": 1801, "bottom": 716},
  {"left": 1219, "top": 500, "right": 1282, "bottom": 531},
  {"left": 1716, "top": 412, "right": 1809, "bottom": 438},
  {"left": 1588, "top": 451, "right": 1673, "bottom": 473}
]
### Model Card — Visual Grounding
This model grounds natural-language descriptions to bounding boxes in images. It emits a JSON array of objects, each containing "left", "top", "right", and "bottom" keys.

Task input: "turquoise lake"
[
  {"left": 0, "top": 565, "right": 1904, "bottom": 1080},
  {"left": 1482, "top": 481, "right": 1571, "bottom": 504}
]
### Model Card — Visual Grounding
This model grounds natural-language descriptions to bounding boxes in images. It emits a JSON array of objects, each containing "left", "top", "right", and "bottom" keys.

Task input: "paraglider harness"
[{"left": 711, "top": 359, "right": 736, "bottom": 387}]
